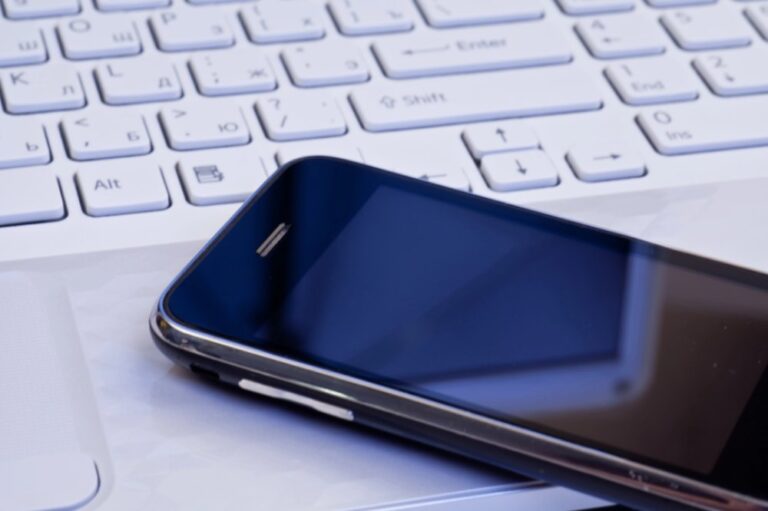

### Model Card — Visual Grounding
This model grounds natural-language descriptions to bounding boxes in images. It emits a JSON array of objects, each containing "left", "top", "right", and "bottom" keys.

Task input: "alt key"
[{"left": 76, "top": 161, "right": 169, "bottom": 217}]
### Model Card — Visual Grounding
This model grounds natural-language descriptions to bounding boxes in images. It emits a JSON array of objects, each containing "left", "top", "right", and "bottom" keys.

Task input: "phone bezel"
[{"left": 150, "top": 157, "right": 768, "bottom": 511}]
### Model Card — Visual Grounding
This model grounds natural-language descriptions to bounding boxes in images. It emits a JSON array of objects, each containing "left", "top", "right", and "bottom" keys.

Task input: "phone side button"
[{"left": 238, "top": 379, "right": 355, "bottom": 422}]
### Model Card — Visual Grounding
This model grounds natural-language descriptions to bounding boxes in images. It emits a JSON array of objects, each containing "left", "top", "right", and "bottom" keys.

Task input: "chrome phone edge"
[{"left": 150, "top": 295, "right": 767, "bottom": 511}]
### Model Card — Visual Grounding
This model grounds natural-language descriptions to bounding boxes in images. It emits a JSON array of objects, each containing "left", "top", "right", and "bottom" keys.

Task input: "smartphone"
[{"left": 151, "top": 157, "right": 768, "bottom": 511}]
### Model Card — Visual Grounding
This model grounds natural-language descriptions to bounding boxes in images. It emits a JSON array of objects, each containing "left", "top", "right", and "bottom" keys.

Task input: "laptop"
[{"left": 2, "top": 0, "right": 767, "bottom": 508}]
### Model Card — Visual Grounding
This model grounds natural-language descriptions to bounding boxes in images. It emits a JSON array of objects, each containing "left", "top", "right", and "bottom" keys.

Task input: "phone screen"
[{"left": 167, "top": 158, "right": 768, "bottom": 499}]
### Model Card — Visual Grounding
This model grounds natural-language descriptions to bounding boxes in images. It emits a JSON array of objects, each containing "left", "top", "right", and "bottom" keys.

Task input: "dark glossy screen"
[{"left": 167, "top": 158, "right": 768, "bottom": 498}]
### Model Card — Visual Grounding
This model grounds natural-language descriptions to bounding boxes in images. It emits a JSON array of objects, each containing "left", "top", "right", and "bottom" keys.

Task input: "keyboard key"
[
  {"left": 694, "top": 51, "right": 768, "bottom": 97},
  {"left": 373, "top": 24, "right": 571, "bottom": 79},
  {"left": 637, "top": 101, "right": 768, "bottom": 155},
  {"left": 328, "top": 0, "right": 414, "bottom": 35},
  {"left": 349, "top": 67, "right": 602, "bottom": 132},
  {"left": 95, "top": 0, "right": 169, "bottom": 11},
  {"left": 240, "top": 1, "right": 325, "bottom": 44},
  {"left": 746, "top": 4, "right": 768, "bottom": 41},
  {"left": 0, "top": 26, "right": 47, "bottom": 67},
  {"left": 576, "top": 16, "right": 666, "bottom": 58},
  {"left": 567, "top": 145, "right": 645, "bottom": 182},
  {"left": 256, "top": 96, "right": 347, "bottom": 141},
  {"left": 605, "top": 58, "right": 699, "bottom": 105},
  {"left": 557, "top": 0, "right": 635, "bottom": 15},
  {"left": 188, "top": 0, "right": 246, "bottom": 4},
  {"left": 0, "top": 120, "right": 50, "bottom": 169},
  {"left": 150, "top": 10, "right": 235, "bottom": 51},
  {"left": 95, "top": 58, "right": 182, "bottom": 105},
  {"left": 76, "top": 161, "right": 169, "bottom": 216},
  {"left": 0, "top": 168, "right": 64, "bottom": 227},
  {"left": 661, "top": 9, "right": 753, "bottom": 50},
  {"left": 178, "top": 152, "right": 270, "bottom": 206},
  {"left": 480, "top": 150, "right": 559, "bottom": 192},
  {"left": 282, "top": 42, "right": 369, "bottom": 87},
  {"left": 0, "top": 65, "right": 85, "bottom": 114},
  {"left": 462, "top": 122, "right": 539, "bottom": 160},
  {"left": 58, "top": 18, "right": 142, "bottom": 60},
  {"left": 275, "top": 144, "right": 363, "bottom": 166},
  {"left": 416, "top": 0, "right": 544, "bottom": 28},
  {"left": 159, "top": 104, "right": 250, "bottom": 150},
  {"left": 365, "top": 145, "right": 472, "bottom": 191},
  {"left": 2, "top": 0, "right": 79, "bottom": 19},
  {"left": 61, "top": 113, "right": 151, "bottom": 160},
  {"left": 646, "top": 0, "right": 714, "bottom": 7},
  {"left": 189, "top": 51, "right": 276, "bottom": 96}
]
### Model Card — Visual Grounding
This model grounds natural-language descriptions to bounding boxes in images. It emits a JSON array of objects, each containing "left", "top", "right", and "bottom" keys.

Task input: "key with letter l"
[{"left": 95, "top": 58, "right": 182, "bottom": 105}]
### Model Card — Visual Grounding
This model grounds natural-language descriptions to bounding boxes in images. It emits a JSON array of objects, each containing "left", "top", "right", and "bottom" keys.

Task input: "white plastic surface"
[
  {"left": 0, "top": 245, "right": 607, "bottom": 511},
  {"left": 0, "top": 273, "right": 105, "bottom": 511},
  {"left": 0, "top": 453, "right": 99, "bottom": 511}
]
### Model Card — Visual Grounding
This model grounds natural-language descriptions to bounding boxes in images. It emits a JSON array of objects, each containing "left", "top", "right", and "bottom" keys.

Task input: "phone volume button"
[{"left": 238, "top": 378, "right": 354, "bottom": 422}]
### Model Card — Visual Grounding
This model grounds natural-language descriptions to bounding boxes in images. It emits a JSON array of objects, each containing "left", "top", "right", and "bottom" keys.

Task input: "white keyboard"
[{"left": 1, "top": 0, "right": 768, "bottom": 261}]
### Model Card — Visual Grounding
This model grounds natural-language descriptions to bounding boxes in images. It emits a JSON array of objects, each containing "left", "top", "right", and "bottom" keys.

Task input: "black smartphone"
[{"left": 151, "top": 157, "right": 768, "bottom": 511}]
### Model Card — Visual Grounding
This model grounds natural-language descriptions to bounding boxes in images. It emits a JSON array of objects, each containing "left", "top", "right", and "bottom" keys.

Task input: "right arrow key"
[{"left": 567, "top": 145, "right": 646, "bottom": 183}]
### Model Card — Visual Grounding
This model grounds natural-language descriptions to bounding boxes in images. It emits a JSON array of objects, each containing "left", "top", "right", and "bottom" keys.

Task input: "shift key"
[
  {"left": 349, "top": 67, "right": 602, "bottom": 132},
  {"left": 637, "top": 100, "right": 768, "bottom": 155}
]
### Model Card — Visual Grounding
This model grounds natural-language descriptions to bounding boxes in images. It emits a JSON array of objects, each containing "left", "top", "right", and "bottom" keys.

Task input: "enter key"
[{"left": 372, "top": 23, "right": 571, "bottom": 79}]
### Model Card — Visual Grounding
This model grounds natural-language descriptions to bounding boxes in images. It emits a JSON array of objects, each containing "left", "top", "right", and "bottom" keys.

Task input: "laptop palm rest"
[{"left": 0, "top": 273, "right": 104, "bottom": 510}]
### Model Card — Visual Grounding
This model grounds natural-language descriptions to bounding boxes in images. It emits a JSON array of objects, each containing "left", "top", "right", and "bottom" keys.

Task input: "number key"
[
  {"left": 694, "top": 50, "right": 768, "bottom": 96},
  {"left": 576, "top": 16, "right": 666, "bottom": 59},
  {"left": 605, "top": 58, "right": 699, "bottom": 105},
  {"left": 661, "top": 8, "right": 752, "bottom": 51}
]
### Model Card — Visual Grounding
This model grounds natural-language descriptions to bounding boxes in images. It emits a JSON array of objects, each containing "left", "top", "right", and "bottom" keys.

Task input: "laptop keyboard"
[{"left": 1, "top": 0, "right": 768, "bottom": 259}]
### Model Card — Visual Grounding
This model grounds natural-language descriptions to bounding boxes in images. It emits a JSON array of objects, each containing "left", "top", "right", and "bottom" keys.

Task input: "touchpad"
[{"left": 0, "top": 273, "right": 104, "bottom": 510}]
